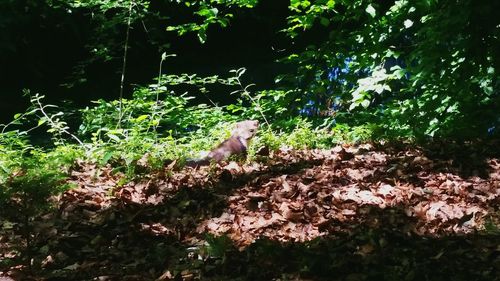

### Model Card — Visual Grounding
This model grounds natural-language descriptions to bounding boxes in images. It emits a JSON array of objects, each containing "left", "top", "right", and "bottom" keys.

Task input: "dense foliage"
[{"left": 281, "top": 0, "right": 500, "bottom": 139}]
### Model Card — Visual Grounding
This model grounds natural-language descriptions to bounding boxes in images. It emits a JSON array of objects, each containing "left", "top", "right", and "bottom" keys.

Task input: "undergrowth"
[{"left": 0, "top": 70, "right": 380, "bottom": 224}]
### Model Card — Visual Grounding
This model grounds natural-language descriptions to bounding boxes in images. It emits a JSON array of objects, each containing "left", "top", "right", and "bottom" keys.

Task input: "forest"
[{"left": 0, "top": 0, "right": 499, "bottom": 280}]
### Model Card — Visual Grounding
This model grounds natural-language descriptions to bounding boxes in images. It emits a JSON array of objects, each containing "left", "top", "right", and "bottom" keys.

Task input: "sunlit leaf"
[
  {"left": 365, "top": 4, "right": 376, "bottom": 17},
  {"left": 136, "top": 115, "right": 149, "bottom": 122},
  {"left": 403, "top": 19, "right": 413, "bottom": 28},
  {"left": 106, "top": 133, "right": 121, "bottom": 142}
]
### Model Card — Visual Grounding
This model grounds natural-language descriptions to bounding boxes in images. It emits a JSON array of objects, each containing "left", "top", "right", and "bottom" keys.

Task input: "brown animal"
[{"left": 187, "top": 120, "right": 259, "bottom": 166}]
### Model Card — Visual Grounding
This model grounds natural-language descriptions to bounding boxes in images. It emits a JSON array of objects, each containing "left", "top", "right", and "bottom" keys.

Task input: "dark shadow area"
[
  {"left": 3, "top": 204, "right": 499, "bottom": 280},
  {"left": 378, "top": 139, "right": 500, "bottom": 180},
  {"left": 421, "top": 139, "right": 500, "bottom": 179},
  {"left": 226, "top": 229, "right": 500, "bottom": 281}
]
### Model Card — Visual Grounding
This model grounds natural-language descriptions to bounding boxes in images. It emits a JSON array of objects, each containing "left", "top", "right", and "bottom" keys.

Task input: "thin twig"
[
  {"left": 117, "top": 0, "right": 134, "bottom": 128},
  {"left": 35, "top": 97, "right": 84, "bottom": 146},
  {"left": 234, "top": 70, "right": 270, "bottom": 128}
]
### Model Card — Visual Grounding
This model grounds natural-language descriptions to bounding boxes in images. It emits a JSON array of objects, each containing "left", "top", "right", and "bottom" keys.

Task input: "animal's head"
[{"left": 232, "top": 120, "right": 259, "bottom": 140}]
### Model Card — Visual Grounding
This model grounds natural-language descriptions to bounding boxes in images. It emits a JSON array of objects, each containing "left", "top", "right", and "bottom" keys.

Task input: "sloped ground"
[{"left": 1, "top": 142, "right": 500, "bottom": 280}]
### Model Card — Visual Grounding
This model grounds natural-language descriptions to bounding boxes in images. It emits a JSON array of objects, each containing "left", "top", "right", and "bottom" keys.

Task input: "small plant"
[
  {"left": 204, "top": 234, "right": 233, "bottom": 259},
  {"left": 0, "top": 93, "right": 82, "bottom": 213},
  {"left": 27, "top": 92, "right": 84, "bottom": 146}
]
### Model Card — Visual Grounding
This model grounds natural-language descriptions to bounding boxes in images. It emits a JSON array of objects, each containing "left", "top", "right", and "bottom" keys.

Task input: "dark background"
[{"left": 0, "top": 0, "right": 296, "bottom": 123}]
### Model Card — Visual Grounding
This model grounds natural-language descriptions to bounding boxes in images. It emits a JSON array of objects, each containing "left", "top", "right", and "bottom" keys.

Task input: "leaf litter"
[{"left": 1, "top": 142, "right": 500, "bottom": 280}]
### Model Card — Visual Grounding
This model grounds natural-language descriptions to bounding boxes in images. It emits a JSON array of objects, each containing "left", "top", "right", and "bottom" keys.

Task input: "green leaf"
[
  {"left": 38, "top": 118, "right": 47, "bottom": 126},
  {"left": 365, "top": 4, "right": 376, "bottom": 17},
  {"left": 102, "top": 150, "right": 114, "bottom": 164},
  {"left": 106, "top": 133, "right": 121, "bottom": 142},
  {"left": 361, "top": 99, "right": 370, "bottom": 108},
  {"left": 403, "top": 19, "right": 413, "bottom": 28},
  {"left": 136, "top": 115, "right": 149, "bottom": 122},
  {"left": 349, "top": 102, "right": 358, "bottom": 111},
  {"left": 210, "top": 8, "right": 218, "bottom": 17}
]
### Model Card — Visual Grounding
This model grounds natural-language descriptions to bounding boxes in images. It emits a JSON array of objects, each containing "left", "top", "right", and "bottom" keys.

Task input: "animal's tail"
[{"left": 184, "top": 158, "right": 211, "bottom": 168}]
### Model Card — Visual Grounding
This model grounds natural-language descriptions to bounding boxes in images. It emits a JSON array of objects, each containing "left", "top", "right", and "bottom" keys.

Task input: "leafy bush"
[
  {"left": 0, "top": 140, "right": 78, "bottom": 219},
  {"left": 79, "top": 72, "right": 246, "bottom": 141}
]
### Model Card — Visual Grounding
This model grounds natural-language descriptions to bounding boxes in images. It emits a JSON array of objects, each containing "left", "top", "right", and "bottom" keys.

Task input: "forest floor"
[{"left": 1, "top": 141, "right": 500, "bottom": 280}]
